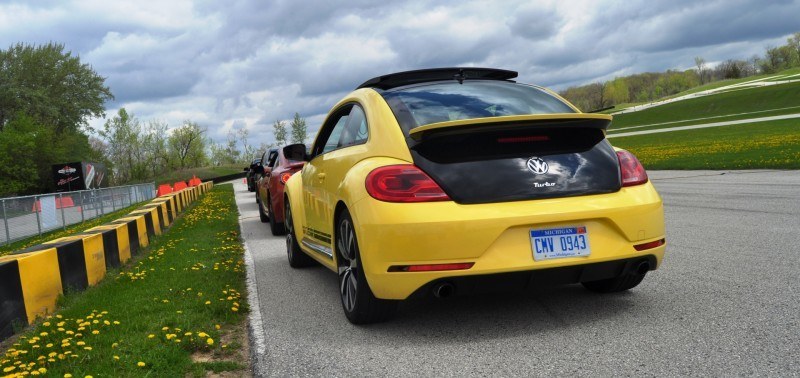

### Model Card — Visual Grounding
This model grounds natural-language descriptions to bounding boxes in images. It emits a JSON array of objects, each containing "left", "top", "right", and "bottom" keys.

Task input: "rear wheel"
[
  {"left": 336, "top": 209, "right": 397, "bottom": 324},
  {"left": 582, "top": 273, "right": 646, "bottom": 293},
  {"left": 268, "top": 196, "right": 286, "bottom": 235},
  {"left": 257, "top": 196, "right": 268, "bottom": 223},
  {"left": 285, "top": 200, "right": 313, "bottom": 268}
]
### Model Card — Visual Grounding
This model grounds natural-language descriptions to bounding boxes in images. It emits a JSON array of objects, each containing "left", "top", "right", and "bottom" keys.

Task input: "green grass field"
[
  {"left": 667, "top": 67, "right": 800, "bottom": 97},
  {"left": 607, "top": 105, "right": 800, "bottom": 134},
  {"left": 610, "top": 81, "right": 800, "bottom": 129},
  {"left": 0, "top": 185, "right": 248, "bottom": 377},
  {"left": 611, "top": 119, "right": 800, "bottom": 169}
]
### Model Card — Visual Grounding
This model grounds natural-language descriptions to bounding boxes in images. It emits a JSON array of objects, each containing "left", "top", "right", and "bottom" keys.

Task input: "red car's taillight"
[
  {"left": 616, "top": 150, "right": 648, "bottom": 187},
  {"left": 280, "top": 172, "right": 293, "bottom": 184},
  {"left": 365, "top": 165, "right": 450, "bottom": 202}
]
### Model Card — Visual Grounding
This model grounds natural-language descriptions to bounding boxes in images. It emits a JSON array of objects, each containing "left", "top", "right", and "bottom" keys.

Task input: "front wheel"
[
  {"left": 257, "top": 196, "right": 268, "bottom": 223},
  {"left": 268, "top": 196, "right": 286, "bottom": 235},
  {"left": 285, "top": 199, "right": 313, "bottom": 268},
  {"left": 336, "top": 209, "right": 397, "bottom": 324}
]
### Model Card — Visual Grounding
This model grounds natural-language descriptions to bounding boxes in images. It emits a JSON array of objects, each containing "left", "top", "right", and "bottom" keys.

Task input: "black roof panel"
[{"left": 357, "top": 67, "right": 518, "bottom": 90}]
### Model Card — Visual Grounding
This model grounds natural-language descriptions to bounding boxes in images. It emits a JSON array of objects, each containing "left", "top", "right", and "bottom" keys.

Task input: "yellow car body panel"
[
  {"left": 350, "top": 182, "right": 664, "bottom": 299},
  {"left": 284, "top": 74, "right": 666, "bottom": 303},
  {"left": 289, "top": 89, "right": 412, "bottom": 271}
]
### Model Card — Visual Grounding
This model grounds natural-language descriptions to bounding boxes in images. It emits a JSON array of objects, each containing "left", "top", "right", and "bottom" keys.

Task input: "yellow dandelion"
[
  {"left": 91, "top": 330, "right": 100, "bottom": 335},
  {"left": 147, "top": 334, "right": 155, "bottom": 339},
  {"left": 215, "top": 324, "right": 220, "bottom": 330},
  {"left": 137, "top": 361, "right": 146, "bottom": 367},
  {"left": 113, "top": 356, "right": 120, "bottom": 361},
  {"left": 204, "top": 301, "right": 211, "bottom": 305},
  {"left": 42, "top": 322, "right": 51, "bottom": 327},
  {"left": 206, "top": 338, "right": 214, "bottom": 346},
  {"left": 231, "top": 307, "right": 239, "bottom": 312}
]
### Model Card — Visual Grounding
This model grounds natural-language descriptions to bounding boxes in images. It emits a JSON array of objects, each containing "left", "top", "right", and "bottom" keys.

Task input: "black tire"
[
  {"left": 257, "top": 196, "right": 269, "bottom": 223},
  {"left": 336, "top": 209, "right": 397, "bottom": 324},
  {"left": 582, "top": 273, "right": 646, "bottom": 293},
  {"left": 268, "top": 196, "right": 286, "bottom": 235},
  {"left": 285, "top": 200, "right": 314, "bottom": 268}
]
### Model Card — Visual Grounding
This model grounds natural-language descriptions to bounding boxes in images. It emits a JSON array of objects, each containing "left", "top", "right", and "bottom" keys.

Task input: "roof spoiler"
[{"left": 357, "top": 67, "right": 518, "bottom": 90}]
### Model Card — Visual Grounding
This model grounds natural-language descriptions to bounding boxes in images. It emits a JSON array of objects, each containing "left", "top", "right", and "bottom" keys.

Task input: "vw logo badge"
[{"left": 526, "top": 157, "right": 549, "bottom": 175}]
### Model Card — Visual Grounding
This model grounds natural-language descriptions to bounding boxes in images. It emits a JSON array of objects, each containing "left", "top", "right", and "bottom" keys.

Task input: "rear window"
[{"left": 381, "top": 80, "right": 576, "bottom": 134}]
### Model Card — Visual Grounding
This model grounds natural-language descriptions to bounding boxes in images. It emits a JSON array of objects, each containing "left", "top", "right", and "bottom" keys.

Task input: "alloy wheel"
[{"left": 337, "top": 218, "right": 358, "bottom": 313}]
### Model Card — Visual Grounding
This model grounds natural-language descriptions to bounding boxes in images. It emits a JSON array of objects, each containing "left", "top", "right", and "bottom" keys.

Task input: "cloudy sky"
[{"left": 1, "top": 0, "right": 798, "bottom": 148}]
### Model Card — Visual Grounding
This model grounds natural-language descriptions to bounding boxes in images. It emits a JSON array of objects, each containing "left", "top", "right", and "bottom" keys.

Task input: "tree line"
[
  {"left": 560, "top": 32, "right": 800, "bottom": 111},
  {"left": 0, "top": 42, "right": 308, "bottom": 197}
]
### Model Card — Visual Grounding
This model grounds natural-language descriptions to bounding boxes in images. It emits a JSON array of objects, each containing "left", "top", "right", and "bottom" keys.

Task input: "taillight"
[
  {"left": 497, "top": 135, "right": 549, "bottom": 143},
  {"left": 616, "top": 150, "right": 648, "bottom": 187},
  {"left": 365, "top": 165, "right": 450, "bottom": 202},
  {"left": 280, "top": 172, "right": 293, "bottom": 184}
]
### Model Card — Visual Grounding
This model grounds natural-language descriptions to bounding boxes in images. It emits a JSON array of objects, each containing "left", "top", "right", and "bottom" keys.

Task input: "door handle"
[{"left": 317, "top": 173, "right": 326, "bottom": 181}]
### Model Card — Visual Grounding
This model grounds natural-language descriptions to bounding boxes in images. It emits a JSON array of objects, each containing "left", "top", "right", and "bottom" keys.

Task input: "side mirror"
[
  {"left": 263, "top": 167, "right": 272, "bottom": 175},
  {"left": 283, "top": 143, "right": 308, "bottom": 162}
]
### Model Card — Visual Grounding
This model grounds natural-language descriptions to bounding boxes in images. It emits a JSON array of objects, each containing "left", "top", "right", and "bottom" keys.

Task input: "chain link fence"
[{"left": 1, "top": 183, "right": 156, "bottom": 246}]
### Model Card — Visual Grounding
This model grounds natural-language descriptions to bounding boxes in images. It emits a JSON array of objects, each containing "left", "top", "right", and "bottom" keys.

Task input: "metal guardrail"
[{"left": 0, "top": 183, "right": 156, "bottom": 246}]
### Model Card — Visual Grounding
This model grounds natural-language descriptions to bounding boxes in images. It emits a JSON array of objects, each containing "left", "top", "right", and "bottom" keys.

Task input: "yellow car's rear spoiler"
[{"left": 408, "top": 113, "right": 612, "bottom": 141}]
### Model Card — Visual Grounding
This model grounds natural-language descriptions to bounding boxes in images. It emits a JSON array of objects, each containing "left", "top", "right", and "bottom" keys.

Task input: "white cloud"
[{"left": 2, "top": 0, "right": 798, "bottom": 151}]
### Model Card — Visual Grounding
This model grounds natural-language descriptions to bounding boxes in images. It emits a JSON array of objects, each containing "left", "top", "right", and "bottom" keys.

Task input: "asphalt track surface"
[{"left": 236, "top": 170, "right": 800, "bottom": 377}]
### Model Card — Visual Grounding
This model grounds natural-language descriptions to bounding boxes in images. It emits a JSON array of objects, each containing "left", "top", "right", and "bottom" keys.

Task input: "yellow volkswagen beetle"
[{"left": 282, "top": 68, "right": 665, "bottom": 324}]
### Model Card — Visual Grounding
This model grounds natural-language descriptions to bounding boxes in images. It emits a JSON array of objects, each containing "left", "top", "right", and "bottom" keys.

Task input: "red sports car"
[{"left": 256, "top": 147, "right": 304, "bottom": 235}]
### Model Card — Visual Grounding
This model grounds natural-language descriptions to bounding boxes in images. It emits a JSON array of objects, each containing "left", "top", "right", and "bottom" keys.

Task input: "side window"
[
  {"left": 322, "top": 116, "right": 348, "bottom": 154},
  {"left": 339, "top": 105, "right": 368, "bottom": 148},
  {"left": 267, "top": 151, "right": 279, "bottom": 168},
  {"left": 312, "top": 105, "right": 352, "bottom": 157}
]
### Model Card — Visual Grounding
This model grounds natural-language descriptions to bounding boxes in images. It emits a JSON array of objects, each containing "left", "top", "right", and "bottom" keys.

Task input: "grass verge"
[
  {"left": 0, "top": 184, "right": 249, "bottom": 377},
  {"left": 0, "top": 203, "right": 142, "bottom": 257},
  {"left": 610, "top": 80, "right": 800, "bottom": 129},
  {"left": 607, "top": 105, "right": 800, "bottom": 134},
  {"left": 611, "top": 119, "right": 800, "bottom": 169}
]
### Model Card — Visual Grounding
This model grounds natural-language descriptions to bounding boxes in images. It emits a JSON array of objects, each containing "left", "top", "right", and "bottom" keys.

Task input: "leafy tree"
[
  {"left": 290, "top": 113, "right": 307, "bottom": 144},
  {"left": 694, "top": 56, "right": 707, "bottom": 84},
  {"left": 0, "top": 42, "right": 113, "bottom": 133},
  {"left": 237, "top": 128, "right": 255, "bottom": 160},
  {"left": 168, "top": 121, "right": 207, "bottom": 169},
  {"left": 786, "top": 33, "right": 800, "bottom": 63},
  {"left": 273, "top": 119, "right": 288, "bottom": 146},
  {"left": 603, "top": 78, "right": 629, "bottom": 105},
  {"left": 143, "top": 120, "right": 170, "bottom": 178},
  {"left": 0, "top": 116, "right": 39, "bottom": 195},
  {"left": 100, "top": 108, "right": 143, "bottom": 184}
]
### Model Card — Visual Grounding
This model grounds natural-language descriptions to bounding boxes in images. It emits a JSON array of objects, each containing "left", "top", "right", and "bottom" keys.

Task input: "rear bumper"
[
  {"left": 350, "top": 182, "right": 666, "bottom": 300},
  {"left": 409, "top": 255, "right": 657, "bottom": 299}
]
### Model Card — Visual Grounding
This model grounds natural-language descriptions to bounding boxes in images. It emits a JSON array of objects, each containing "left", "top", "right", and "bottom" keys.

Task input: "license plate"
[{"left": 530, "top": 226, "right": 591, "bottom": 261}]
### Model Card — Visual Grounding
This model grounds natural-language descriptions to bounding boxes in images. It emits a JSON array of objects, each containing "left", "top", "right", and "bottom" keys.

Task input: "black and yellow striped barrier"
[{"left": 0, "top": 182, "right": 214, "bottom": 340}]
